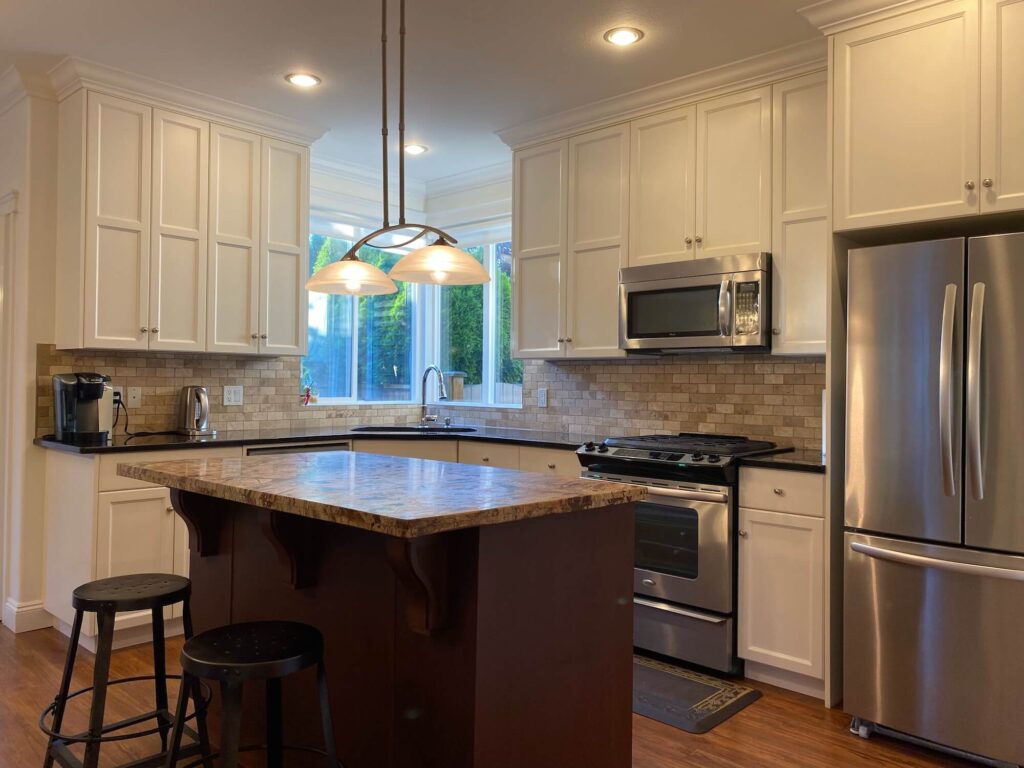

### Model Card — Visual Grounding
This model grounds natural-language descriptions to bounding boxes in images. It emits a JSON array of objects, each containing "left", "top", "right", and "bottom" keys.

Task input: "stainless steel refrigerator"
[{"left": 845, "top": 234, "right": 1024, "bottom": 766}]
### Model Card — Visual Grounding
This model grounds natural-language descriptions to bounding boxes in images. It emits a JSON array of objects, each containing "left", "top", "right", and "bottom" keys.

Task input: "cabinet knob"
[
  {"left": 565, "top": 337, "right": 573, "bottom": 343},
  {"left": 166, "top": 506, "right": 174, "bottom": 514},
  {"left": 150, "top": 327, "right": 159, "bottom": 334},
  {"left": 738, "top": 530, "right": 748, "bottom": 537},
  {"left": 140, "top": 327, "right": 149, "bottom": 333},
  {"left": 557, "top": 337, "right": 564, "bottom": 343},
  {"left": 965, "top": 180, "right": 976, "bottom": 191},
  {"left": 260, "top": 334, "right": 268, "bottom": 340},
  {"left": 695, "top": 235, "right": 703, "bottom": 245},
  {"left": 772, "top": 328, "right": 781, "bottom": 335},
  {"left": 684, "top": 237, "right": 693, "bottom": 246},
  {"left": 251, "top": 333, "right": 259, "bottom": 340},
  {"left": 547, "top": 463, "right": 557, "bottom": 470},
  {"left": 482, "top": 456, "right": 490, "bottom": 462},
  {"left": 983, "top": 178, "right": 994, "bottom": 188},
  {"left": 773, "top": 487, "right": 785, "bottom": 496}
]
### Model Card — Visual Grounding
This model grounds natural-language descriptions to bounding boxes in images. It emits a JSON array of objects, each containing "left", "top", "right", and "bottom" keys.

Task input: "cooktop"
[{"left": 576, "top": 432, "right": 781, "bottom": 469}]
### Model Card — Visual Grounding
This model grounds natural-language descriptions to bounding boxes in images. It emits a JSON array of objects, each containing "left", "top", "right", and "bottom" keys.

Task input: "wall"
[{"left": 437, "top": 355, "right": 826, "bottom": 452}]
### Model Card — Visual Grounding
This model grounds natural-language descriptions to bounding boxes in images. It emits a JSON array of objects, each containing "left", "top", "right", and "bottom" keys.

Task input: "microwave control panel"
[{"left": 734, "top": 282, "right": 761, "bottom": 335}]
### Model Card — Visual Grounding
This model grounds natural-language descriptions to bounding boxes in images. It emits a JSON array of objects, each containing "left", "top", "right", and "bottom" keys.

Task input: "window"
[{"left": 303, "top": 225, "right": 521, "bottom": 407}]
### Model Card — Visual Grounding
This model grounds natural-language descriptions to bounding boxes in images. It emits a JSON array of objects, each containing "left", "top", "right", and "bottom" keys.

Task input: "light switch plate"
[
  {"left": 126, "top": 387, "right": 142, "bottom": 407},
  {"left": 537, "top": 387, "right": 548, "bottom": 408},
  {"left": 224, "top": 385, "right": 244, "bottom": 406}
]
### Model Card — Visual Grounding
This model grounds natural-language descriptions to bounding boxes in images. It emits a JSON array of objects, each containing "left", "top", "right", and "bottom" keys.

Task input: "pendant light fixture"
[{"left": 306, "top": 0, "right": 488, "bottom": 297}]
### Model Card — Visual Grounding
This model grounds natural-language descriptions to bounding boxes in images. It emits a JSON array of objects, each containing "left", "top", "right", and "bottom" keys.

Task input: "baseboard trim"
[
  {"left": 2, "top": 598, "right": 54, "bottom": 633},
  {"left": 745, "top": 660, "right": 826, "bottom": 701},
  {"left": 54, "top": 616, "right": 184, "bottom": 652}
]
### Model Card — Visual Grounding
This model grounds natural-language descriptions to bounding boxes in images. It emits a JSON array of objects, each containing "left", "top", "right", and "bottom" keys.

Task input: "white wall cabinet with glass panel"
[
  {"left": 55, "top": 88, "right": 310, "bottom": 355},
  {"left": 512, "top": 125, "right": 628, "bottom": 360}
]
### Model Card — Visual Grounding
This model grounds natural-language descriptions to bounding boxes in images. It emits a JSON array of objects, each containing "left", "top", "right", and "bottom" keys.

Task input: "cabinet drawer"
[
  {"left": 99, "top": 447, "right": 243, "bottom": 491},
  {"left": 519, "top": 446, "right": 581, "bottom": 478},
  {"left": 740, "top": 467, "right": 823, "bottom": 517},
  {"left": 458, "top": 441, "right": 520, "bottom": 470},
  {"left": 352, "top": 439, "right": 459, "bottom": 462}
]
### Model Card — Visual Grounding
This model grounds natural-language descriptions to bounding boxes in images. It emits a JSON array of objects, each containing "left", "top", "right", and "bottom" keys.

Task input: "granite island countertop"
[{"left": 117, "top": 451, "right": 646, "bottom": 538}]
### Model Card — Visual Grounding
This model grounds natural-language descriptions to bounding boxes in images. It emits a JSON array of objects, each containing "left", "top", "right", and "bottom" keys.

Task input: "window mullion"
[{"left": 484, "top": 244, "right": 497, "bottom": 406}]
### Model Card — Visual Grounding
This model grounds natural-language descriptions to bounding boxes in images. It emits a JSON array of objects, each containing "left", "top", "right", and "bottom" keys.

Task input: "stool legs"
[
  {"left": 43, "top": 609, "right": 84, "bottom": 768},
  {"left": 266, "top": 677, "right": 284, "bottom": 768},
  {"left": 317, "top": 661, "right": 339, "bottom": 767},
  {"left": 82, "top": 609, "right": 115, "bottom": 768},
  {"left": 151, "top": 607, "right": 171, "bottom": 751},
  {"left": 218, "top": 681, "right": 244, "bottom": 768}
]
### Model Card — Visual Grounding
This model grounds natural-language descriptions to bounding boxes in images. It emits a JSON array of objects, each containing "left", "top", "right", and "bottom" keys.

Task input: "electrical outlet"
[
  {"left": 537, "top": 387, "right": 548, "bottom": 408},
  {"left": 224, "top": 385, "right": 243, "bottom": 406},
  {"left": 111, "top": 387, "right": 124, "bottom": 406},
  {"left": 126, "top": 387, "right": 142, "bottom": 407}
]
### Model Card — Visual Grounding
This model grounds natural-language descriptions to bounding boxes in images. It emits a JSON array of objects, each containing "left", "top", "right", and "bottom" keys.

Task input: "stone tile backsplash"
[{"left": 36, "top": 346, "right": 825, "bottom": 452}]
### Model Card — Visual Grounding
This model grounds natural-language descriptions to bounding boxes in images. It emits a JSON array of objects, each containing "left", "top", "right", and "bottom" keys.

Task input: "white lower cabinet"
[
  {"left": 518, "top": 446, "right": 581, "bottom": 478},
  {"left": 351, "top": 439, "right": 459, "bottom": 463},
  {"left": 738, "top": 505, "right": 824, "bottom": 681},
  {"left": 458, "top": 441, "right": 520, "bottom": 469}
]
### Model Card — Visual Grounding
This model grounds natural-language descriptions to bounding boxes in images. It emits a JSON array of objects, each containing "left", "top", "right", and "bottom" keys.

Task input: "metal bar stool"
[
  {"left": 163, "top": 621, "right": 341, "bottom": 768},
  {"left": 40, "top": 574, "right": 211, "bottom": 768}
]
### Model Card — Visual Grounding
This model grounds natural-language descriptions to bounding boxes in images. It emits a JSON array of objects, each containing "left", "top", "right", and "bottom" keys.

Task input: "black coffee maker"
[{"left": 52, "top": 373, "right": 113, "bottom": 445}]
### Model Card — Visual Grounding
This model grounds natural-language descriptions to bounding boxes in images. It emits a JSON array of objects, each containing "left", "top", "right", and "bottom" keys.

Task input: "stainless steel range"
[{"left": 578, "top": 433, "right": 780, "bottom": 673}]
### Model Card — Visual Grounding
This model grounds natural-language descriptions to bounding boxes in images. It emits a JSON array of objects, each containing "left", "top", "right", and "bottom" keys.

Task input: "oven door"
[
  {"left": 619, "top": 272, "right": 767, "bottom": 352},
  {"left": 633, "top": 485, "right": 733, "bottom": 614}
]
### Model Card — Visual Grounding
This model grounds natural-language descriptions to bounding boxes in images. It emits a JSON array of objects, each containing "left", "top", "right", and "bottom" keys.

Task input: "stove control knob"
[
  {"left": 597, "top": 445, "right": 610, "bottom": 453},
  {"left": 707, "top": 454, "right": 721, "bottom": 463},
  {"left": 691, "top": 452, "right": 705, "bottom": 462},
  {"left": 583, "top": 442, "right": 597, "bottom": 452},
  {"left": 650, "top": 452, "right": 662, "bottom": 460}
]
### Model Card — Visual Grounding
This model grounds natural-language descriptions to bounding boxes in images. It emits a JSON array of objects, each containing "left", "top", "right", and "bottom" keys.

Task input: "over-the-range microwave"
[{"left": 618, "top": 253, "right": 771, "bottom": 353}]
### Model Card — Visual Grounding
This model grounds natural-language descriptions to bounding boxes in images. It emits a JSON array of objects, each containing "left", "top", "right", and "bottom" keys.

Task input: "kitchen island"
[{"left": 119, "top": 451, "right": 644, "bottom": 768}]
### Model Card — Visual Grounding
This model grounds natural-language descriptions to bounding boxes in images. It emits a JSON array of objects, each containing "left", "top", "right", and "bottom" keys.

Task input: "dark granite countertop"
[
  {"left": 738, "top": 449, "right": 826, "bottom": 474},
  {"left": 34, "top": 425, "right": 599, "bottom": 455}
]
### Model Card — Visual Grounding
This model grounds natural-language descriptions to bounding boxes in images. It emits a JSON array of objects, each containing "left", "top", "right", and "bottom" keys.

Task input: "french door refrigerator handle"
[
  {"left": 938, "top": 283, "right": 957, "bottom": 497},
  {"left": 718, "top": 278, "right": 732, "bottom": 337},
  {"left": 850, "top": 541, "right": 1024, "bottom": 582},
  {"left": 967, "top": 282, "right": 985, "bottom": 501}
]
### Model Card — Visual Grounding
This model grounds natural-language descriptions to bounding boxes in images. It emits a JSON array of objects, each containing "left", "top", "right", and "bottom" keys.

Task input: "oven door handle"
[
  {"left": 634, "top": 597, "right": 728, "bottom": 624},
  {"left": 646, "top": 487, "right": 729, "bottom": 504}
]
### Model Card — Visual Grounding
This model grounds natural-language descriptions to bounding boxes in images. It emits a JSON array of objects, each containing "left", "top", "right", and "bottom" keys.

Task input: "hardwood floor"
[{"left": 1, "top": 627, "right": 974, "bottom": 767}]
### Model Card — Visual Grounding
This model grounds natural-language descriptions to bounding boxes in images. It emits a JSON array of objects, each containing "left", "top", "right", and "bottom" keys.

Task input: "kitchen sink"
[{"left": 351, "top": 425, "right": 477, "bottom": 433}]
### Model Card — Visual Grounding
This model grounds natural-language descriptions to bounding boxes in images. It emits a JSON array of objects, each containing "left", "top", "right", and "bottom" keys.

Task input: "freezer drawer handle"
[
  {"left": 633, "top": 597, "right": 728, "bottom": 624},
  {"left": 938, "top": 283, "right": 957, "bottom": 497},
  {"left": 850, "top": 542, "right": 1024, "bottom": 582},
  {"left": 966, "top": 282, "right": 985, "bottom": 501}
]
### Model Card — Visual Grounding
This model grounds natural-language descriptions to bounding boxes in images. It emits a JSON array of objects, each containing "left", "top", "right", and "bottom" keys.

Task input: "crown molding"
[
  {"left": 425, "top": 162, "right": 512, "bottom": 199},
  {"left": 497, "top": 38, "right": 827, "bottom": 150},
  {"left": 0, "top": 65, "right": 55, "bottom": 117},
  {"left": 310, "top": 155, "right": 427, "bottom": 202},
  {"left": 47, "top": 57, "right": 325, "bottom": 145},
  {"left": 798, "top": 0, "right": 947, "bottom": 34}
]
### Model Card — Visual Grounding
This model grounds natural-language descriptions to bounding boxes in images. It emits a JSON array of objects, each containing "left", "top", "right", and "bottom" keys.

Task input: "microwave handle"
[{"left": 718, "top": 278, "right": 732, "bottom": 337}]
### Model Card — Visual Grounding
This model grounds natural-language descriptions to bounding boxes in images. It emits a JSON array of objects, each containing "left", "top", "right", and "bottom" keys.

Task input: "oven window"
[
  {"left": 635, "top": 502, "right": 698, "bottom": 579},
  {"left": 627, "top": 286, "right": 720, "bottom": 338}
]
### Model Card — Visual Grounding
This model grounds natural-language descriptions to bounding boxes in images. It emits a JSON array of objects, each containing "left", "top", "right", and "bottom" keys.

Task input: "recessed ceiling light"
[
  {"left": 285, "top": 72, "right": 321, "bottom": 88},
  {"left": 404, "top": 144, "right": 428, "bottom": 156},
  {"left": 603, "top": 27, "right": 644, "bottom": 46}
]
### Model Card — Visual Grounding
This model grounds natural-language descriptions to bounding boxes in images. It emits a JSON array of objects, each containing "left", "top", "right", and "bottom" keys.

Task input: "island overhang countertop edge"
[{"left": 117, "top": 451, "right": 647, "bottom": 538}]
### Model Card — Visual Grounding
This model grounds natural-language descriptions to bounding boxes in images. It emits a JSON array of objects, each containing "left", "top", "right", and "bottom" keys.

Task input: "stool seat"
[
  {"left": 72, "top": 573, "right": 191, "bottom": 613},
  {"left": 182, "top": 621, "right": 323, "bottom": 681}
]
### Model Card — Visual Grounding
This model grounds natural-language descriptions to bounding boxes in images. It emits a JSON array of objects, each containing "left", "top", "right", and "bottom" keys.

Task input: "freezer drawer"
[
  {"left": 633, "top": 597, "right": 734, "bottom": 673},
  {"left": 845, "top": 533, "right": 1024, "bottom": 765}
]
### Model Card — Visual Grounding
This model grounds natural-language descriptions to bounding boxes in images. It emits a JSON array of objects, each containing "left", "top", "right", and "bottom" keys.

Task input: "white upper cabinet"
[
  {"left": 566, "top": 125, "right": 628, "bottom": 359},
  {"left": 150, "top": 110, "right": 208, "bottom": 352},
  {"left": 833, "top": 0, "right": 980, "bottom": 229},
  {"left": 513, "top": 140, "right": 568, "bottom": 358},
  {"left": 83, "top": 92, "right": 152, "bottom": 350},
  {"left": 207, "top": 124, "right": 261, "bottom": 353},
  {"left": 695, "top": 86, "right": 772, "bottom": 258},
  {"left": 259, "top": 138, "right": 309, "bottom": 356},
  {"left": 772, "top": 72, "right": 828, "bottom": 355},
  {"left": 56, "top": 88, "right": 311, "bottom": 355},
  {"left": 629, "top": 106, "right": 697, "bottom": 266},
  {"left": 981, "top": 0, "right": 1024, "bottom": 213}
]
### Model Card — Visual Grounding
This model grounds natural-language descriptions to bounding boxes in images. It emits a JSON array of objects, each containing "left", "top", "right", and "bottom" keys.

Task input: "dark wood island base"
[{"left": 173, "top": 489, "right": 635, "bottom": 768}]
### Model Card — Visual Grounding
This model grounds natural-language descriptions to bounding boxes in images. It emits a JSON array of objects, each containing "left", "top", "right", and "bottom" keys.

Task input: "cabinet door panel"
[
  {"left": 150, "top": 110, "right": 208, "bottom": 351},
  {"left": 629, "top": 106, "right": 697, "bottom": 266},
  {"left": 514, "top": 251, "right": 563, "bottom": 357},
  {"left": 833, "top": 0, "right": 979, "bottom": 228},
  {"left": 96, "top": 487, "right": 176, "bottom": 631},
  {"left": 566, "top": 245, "right": 624, "bottom": 358},
  {"left": 85, "top": 93, "right": 151, "bottom": 349},
  {"left": 981, "top": 0, "right": 1024, "bottom": 213},
  {"left": 208, "top": 125, "right": 261, "bottom": 353},
  {"left": 515, "top": 142, "right": 567, "bottom": 256},
  {"left": 739, "top": 507, "right": 824, "bottom": 678},
  {"left": 772, "top": 72, "right": 828, "bottom": 355},
  {"left": 519, "top": 446, "right": 580, "bottom": 478},
  {"left": 696, "top": 87, "right": 771, "bottom": 258},
  {"left": 259, "top": 138, "right": 308, "bottom": 355},
  {"left": 458, "top": 441, "right": 520, "bottom": 469}
]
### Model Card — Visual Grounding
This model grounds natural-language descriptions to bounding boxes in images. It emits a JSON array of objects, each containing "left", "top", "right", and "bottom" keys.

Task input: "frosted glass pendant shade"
[
  {"left": 389, "top": 243, "right": 491, "bottom": 285},
  {"left": 305, "top": 257, "right": 397, "bottom": 295}
]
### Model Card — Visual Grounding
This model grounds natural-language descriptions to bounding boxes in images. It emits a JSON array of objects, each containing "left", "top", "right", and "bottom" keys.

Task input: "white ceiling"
[{"left": 0, "top": 0, "right": 820, "bottom": 182}]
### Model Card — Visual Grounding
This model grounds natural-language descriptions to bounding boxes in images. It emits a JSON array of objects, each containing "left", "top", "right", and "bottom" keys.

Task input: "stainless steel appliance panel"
[
  {"left": 844, "top": 532, "right": 1024, "bottom": 765},
  {"left": 845, "top": 238, "right": 964, "bottom": 543},
  {"left": 634, "top": 597, "right": 734, "bottom": 673},
  {"left": 965, "top": 234, "right": 1024, "bottom": 555}
]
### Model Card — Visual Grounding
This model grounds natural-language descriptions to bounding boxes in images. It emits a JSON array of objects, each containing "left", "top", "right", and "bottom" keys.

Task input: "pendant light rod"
[
  {"left": 341, "top": 223, "right": 458, "bottom": 263},
  {"left": 399, "top": 0, "right": 407, "bottom": 225},
  {"left": 380, "top": 0, "right": 390, "bottom": 227}
]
